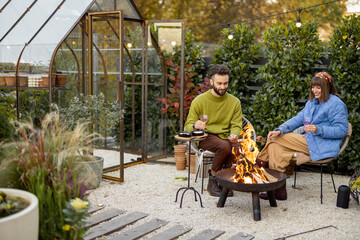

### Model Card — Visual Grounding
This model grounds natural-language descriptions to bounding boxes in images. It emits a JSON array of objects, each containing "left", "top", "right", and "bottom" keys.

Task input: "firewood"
[
  {"left": 263, "top": 170, "right": 278, "bottom": 183},
  {"left": 252, "top": 173, "right": 269, "bottom": 184}
]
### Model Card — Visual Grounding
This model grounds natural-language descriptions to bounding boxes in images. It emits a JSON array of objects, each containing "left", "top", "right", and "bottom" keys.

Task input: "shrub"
[
  {"left": 249, "top": 21, "right": 323, "bottom": 137},
  {"left": 212, "top": 23, "right": 260, "bottom": 118},
  {"left": 0, "top": 110, "right": 14, "bottom": 143},
  {"left": 328, "top": 14, "right": 360, "bottom": 171},
  {"left": 1, "top": 112, "right": 97, "bottom": 239}
]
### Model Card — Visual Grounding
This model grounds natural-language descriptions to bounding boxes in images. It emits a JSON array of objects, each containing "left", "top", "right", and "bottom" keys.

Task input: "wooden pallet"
[{"left": 85, "top": 207, "right": 254, "bottom": 240}]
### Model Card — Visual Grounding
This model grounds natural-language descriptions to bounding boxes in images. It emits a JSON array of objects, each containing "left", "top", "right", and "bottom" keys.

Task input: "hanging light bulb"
[
  {"left": 296, "top": 9, "right": 302, "bottom": 28},
  {"left": 227, "top": 23, "right": 233, "bottom": 40},
  {"left": 127, "top": 43, "right": 132, "bottom": 48}
]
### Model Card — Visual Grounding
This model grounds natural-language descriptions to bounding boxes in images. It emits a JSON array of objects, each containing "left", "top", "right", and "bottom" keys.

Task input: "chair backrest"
[{"left": 338, "top": 122, "right": 352, "bottom": 156}]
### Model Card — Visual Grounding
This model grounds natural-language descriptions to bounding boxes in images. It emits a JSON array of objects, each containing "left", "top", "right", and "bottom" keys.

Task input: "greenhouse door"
[
  {"left": 144, "top": 20, "right": 185, "bottom": 161},
  {"left": 88, "top": 11, "right": 125, "bottom": 182}
]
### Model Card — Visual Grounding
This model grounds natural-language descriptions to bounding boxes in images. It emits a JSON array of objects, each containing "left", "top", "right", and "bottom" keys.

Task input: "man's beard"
[{"left": 212, "top": 85, "right": 227, "bottom": 96}]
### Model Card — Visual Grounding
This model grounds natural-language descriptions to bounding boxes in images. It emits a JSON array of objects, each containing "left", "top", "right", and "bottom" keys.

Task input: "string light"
[
  {"left": 296, "top": 9, "right": 302, "bottom": 27},
  {"left": 188, "top": 0, "right": 341, "bottom": 31},
  {"left": 227, "top": 24, "right": 234, "bottom": 40},
  {"left": 127, "top": 43, "right": 132, "bottom": 48}
]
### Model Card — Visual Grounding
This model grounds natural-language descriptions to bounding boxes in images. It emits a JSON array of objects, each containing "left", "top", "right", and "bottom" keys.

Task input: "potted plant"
[
  {"left": 0, "top": 188, "right": 39, "bottom": 240},
  {"left": 349, "top": 169, "right": 360, "bottom": 204},
  {"left": 0, "top": 111, "right": 96, "bottom": 239}
]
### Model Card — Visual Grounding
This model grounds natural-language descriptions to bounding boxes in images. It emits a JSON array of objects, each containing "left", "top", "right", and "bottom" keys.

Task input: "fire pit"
[{"left": 215, "top": 168, "right": 287, "bottom": 221}]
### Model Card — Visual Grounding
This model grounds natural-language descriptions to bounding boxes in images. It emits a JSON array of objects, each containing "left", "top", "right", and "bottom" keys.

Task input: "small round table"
[{"left": 174, "top": 135, "right": 206, "bottom": 208}]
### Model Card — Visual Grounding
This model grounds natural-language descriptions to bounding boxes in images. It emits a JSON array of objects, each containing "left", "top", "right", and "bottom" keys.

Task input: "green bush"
[
  {"left": 249, "top": 21, "right": 323, "bottom": 137},
  {"left": 0, "top": 110, "right": 14, "bottom": 143},
  {"left": 328, "top": 14, "right": 360, "bottom": 171},
  {"left": 212, "top": 23, "right": 260, "bottom": 118}
]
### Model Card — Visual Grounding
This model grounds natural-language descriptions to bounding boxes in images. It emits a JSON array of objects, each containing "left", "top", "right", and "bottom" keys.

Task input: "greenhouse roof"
[{"left": 0, "top": 0, "right": 142, "bottom": 67}]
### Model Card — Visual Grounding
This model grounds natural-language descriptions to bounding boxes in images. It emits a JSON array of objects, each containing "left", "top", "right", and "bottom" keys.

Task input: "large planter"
[
  {"left": 73, "top": 156, "right": 104, "bottom": 190},
  {"left": 0, "top": 188, "right": 39, "bottom": 240}
]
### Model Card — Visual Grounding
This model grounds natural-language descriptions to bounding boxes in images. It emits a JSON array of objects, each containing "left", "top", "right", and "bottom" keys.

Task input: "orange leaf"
[
  {"left": 168, "top": 74, "right": 176, "bottom": 81},
  {"left": 165, "top": 59, "right": 174, "bottom": 66}
]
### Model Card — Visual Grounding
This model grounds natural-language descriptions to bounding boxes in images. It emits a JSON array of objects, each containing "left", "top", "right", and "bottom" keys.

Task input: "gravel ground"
[{"left": 87, "top": 158, "right": 359, "bottom": 240}]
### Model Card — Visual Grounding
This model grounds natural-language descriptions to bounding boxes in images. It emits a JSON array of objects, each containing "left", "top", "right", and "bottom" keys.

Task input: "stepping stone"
[
  {"left": 85, "top": 208, "right": 124, "bottom": 228},
  {"left": 84, "top": 211, "right": 148, "bottom": 240},
  {"left": 188, "top": 229, "right": 225, "bottom": 240},
  {"left": 227, "top": 232, "right": 254, "bottom": 240},
  {"left": 88, "top": 205, "right": 105, "bottom": 214},
  {"left": 147, "top": 225, "right": 192, "bottom": 240},
  {"left": 108, "top": 218, "right": 168, "bottom": 240}
]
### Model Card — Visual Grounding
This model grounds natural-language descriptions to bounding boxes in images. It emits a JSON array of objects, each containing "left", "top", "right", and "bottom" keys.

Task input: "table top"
[{"left": 174, "top": 134, "right": 207, "bottom": 141}]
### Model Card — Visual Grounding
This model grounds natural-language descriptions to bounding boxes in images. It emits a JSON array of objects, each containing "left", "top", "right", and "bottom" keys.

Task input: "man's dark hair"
[{"left": 209, "top": 64, "right": 231, "bottom": 79}]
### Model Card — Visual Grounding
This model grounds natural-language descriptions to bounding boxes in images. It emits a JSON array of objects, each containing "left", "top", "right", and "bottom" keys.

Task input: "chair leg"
[
  {"left": 195, "top": 162, "right": 200, "bottom": 183},
  {"left": 201, "top": 159, "right": 205, "bottom": 194},
  {"left": 320, "top": 164, "right": 323, "bottom": 204},
  {"left": 328, "top": 165, "right": 337, "bottom": 193},
  {"left": 293, "top": 164, "right": 297, "bottom": 187}
]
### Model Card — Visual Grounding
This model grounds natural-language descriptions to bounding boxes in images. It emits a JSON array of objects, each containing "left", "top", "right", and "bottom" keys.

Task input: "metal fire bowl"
[{"left": 215, "top": 168, "right": 287, "bottom": 193}]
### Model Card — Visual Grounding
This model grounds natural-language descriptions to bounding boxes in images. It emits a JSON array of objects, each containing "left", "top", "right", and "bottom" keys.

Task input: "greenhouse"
[{"left": 0, "top": 0, "right": 186, "bottom": 182}]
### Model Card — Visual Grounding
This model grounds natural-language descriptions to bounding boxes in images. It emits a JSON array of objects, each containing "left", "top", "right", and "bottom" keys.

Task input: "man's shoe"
[
  {"left": 207, "top": 173, "right": 222, "bottom": 197},
  {"left": 255, "top": 158, "right": 269, "bottom": 168},
  {"left": 259, "top": 182, "right": 287, "bottom": 201}
]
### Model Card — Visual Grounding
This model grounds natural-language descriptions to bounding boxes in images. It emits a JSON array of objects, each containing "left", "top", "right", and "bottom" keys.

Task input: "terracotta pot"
[
  {"left": 4, "top": 75, "right": 28, "bottom": 86},
  {"left": 5, "top": 76, "right": 15, "bottom": 86},
  {"left": 175, "top": 158, "right": 186, "bottom": 170},
  {"left": 186, "top": 152, "right": 196, "bottom": 174},
  {"left": 40, "top": 75, "right": 55, "bottom": 87},
  {"left": 0, "top": 75, "right": 6, "bottom": 85},
  {"left": 55, "top": 74, "right": 67, "bottom": 87}
]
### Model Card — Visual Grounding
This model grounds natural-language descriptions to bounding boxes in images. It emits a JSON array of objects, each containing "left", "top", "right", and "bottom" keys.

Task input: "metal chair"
[
  {"left": 293, "top": 122, "right": 352, "bottom": 204},
  {"left": 191, "top": 116, "right": 257, "bottom": 193}
]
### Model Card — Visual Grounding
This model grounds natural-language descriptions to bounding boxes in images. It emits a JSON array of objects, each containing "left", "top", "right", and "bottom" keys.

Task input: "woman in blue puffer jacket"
[{"left": 256, "top": 72, "right": 348, "bottom": 200}]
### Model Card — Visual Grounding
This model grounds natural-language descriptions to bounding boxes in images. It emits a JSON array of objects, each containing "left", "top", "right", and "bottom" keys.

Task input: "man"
[{"left": 185, "top": 64, "right": 242, "bottom": 197}]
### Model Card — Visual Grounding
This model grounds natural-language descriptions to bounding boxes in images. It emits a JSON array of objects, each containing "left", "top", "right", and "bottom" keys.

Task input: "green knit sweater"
[{"left": 185, "top": 90, "right": 242, "bottom": 139}]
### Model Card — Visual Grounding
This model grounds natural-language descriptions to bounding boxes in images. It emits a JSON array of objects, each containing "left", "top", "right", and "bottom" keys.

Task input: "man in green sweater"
[{"left": 185, "top": 64, "right": 242, "bottom": 197}]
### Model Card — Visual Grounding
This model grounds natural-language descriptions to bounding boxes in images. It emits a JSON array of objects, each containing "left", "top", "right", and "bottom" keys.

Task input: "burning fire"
[{"left": 231, "top": 125, "right": 268, "bottom": 184}]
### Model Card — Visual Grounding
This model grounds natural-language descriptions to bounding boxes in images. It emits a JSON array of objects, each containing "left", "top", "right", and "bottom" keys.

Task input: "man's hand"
[
  {"left": 194, "top": 120, "right": 206, "bottom": 130},
  {"left": 267, "top": 130, "right": 281, "bottom": 142},
  {"left": 228, "top": 133, "right": 238, "bottom": 142}
]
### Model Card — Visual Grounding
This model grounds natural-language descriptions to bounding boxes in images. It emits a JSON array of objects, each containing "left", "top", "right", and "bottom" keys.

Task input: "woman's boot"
[{"left": 259, "top": 182, "right": 287, "bottom": 200}]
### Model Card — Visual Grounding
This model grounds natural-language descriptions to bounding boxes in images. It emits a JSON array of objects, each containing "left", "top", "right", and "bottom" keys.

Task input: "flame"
[{"left": 231, "top": 125, "right": 267, "bottom": 184}]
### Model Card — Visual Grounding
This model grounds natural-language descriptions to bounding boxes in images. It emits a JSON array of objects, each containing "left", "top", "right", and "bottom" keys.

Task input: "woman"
[{"left": 256, "top": 72, "right": 348, "bottom": 200}]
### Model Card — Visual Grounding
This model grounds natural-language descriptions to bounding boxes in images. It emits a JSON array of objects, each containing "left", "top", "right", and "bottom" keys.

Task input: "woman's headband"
[{"left": 314, "top": 72, "right": 333, "bottom": 84}]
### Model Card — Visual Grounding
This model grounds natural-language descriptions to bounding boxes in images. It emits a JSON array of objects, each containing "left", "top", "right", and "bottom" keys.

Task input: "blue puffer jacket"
[{"left": 275, "top": 94, "right": 348, "bottom": 161}]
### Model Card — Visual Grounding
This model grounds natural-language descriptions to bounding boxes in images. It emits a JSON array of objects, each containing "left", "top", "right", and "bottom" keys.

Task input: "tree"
[{"left": 133, "top": 0, "right": 347, "bottom": 43}]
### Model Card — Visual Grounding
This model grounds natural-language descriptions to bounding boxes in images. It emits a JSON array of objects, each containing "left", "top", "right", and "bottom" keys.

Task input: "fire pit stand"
[
  {"left": 215, "top": 168, "right": 287, "bottom": 221},
  {"left": 174, "top": 136, "right": 206, "bottom": 208}
]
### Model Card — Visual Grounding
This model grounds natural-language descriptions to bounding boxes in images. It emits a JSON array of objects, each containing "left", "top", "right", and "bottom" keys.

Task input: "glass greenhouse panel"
[
  {"left": 89, "top": 0, "right": 141, "bottom": 19},
  {"left": 0, "top": 0, "right": 92, "bottom": 67},
  {"left": 0, "top": 0, "right": 34, "bottom": 39}
]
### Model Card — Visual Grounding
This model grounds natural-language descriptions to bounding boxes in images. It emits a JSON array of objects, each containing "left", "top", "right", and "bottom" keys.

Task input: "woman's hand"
[
  {"left": 267, "top": 130, "right": 281, "bottom": 142},
  {"left": 304, "top": 125, "right": 317, "bottom": 133}
]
